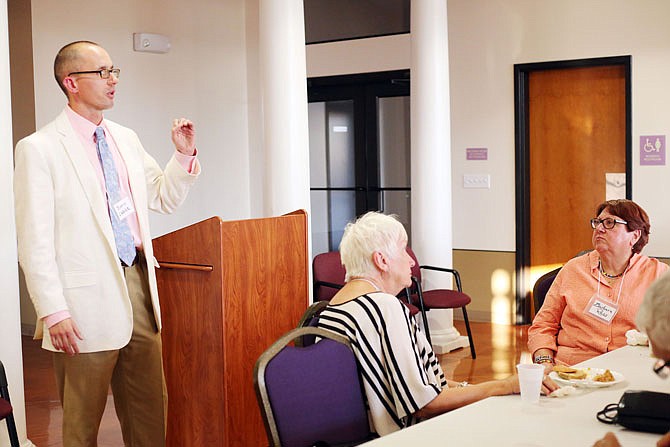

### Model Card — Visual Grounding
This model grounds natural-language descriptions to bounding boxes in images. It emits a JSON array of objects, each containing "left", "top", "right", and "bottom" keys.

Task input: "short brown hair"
[
  {"left": 53, "top": 40, "right": 100, "bottom": 95},
  {"left": 596, "top": 199, "right": 650, "bottom": 254}
]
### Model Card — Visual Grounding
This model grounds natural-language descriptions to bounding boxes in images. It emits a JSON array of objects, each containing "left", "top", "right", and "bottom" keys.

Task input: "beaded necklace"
[{"left": 599, "top": 259, "right": 626, "bottom": 279}]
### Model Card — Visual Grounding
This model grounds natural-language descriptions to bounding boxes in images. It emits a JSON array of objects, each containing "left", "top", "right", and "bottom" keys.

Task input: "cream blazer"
[{"left": 14, "top": 111, "right": 200, "bottom": 352}]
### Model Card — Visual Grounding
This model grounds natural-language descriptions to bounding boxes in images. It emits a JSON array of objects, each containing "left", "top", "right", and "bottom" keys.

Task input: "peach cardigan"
[{"left": 528, "top": 251, "right": 668, "bottom": 365}]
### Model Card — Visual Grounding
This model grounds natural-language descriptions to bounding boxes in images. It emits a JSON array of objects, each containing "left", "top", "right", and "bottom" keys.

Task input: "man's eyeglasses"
[
  {"left": 590, "top": 217, "right": 627, "bottom": 230},
  {"left": 653, "top": 359, "right": 670, "bottom": 379},
  {"left": 68, "top": 68, "right": 121, "bottom": 79}
]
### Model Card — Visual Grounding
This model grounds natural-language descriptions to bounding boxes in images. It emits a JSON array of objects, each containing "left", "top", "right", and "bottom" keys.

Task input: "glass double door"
[{"left": 308, "top": 71, "right": 411, "bottom": 255}]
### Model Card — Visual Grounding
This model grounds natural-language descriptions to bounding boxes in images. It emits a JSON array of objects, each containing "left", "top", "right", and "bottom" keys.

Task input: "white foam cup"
[{"left": 516, "top": 363, "right": 544, "bottom": 404}]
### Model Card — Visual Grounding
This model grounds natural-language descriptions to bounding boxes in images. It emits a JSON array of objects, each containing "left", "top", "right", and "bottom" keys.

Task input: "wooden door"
[
  {"left": 530, "top": 65, "right": 626, "bottom": 268},
  {"left": 515, "top": 57, "right": 630, "bottom": 322}
]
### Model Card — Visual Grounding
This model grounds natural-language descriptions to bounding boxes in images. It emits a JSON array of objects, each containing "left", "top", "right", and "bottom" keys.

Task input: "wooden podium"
[{"left": 152, "top": 210, "right": 309, "bottom": 446}]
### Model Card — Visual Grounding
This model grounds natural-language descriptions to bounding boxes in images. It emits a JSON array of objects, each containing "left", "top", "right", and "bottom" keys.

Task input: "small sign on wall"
[
  {"left": 640, "top": 135, "right": 665, "bottom": 166},
  {"left": 466, "top": 147, "right": 488, "bottom": 161}
]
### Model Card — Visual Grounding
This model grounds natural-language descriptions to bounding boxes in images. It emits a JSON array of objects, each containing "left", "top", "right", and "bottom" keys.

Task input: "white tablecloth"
[{"left": 361, "top": 345, "right": 669, "bottom": 446}]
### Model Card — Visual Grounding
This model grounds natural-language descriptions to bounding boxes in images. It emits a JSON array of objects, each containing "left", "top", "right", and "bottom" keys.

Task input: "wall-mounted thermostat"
[{"left": 133, "top": 33, "right": 170, "bottom": 54}]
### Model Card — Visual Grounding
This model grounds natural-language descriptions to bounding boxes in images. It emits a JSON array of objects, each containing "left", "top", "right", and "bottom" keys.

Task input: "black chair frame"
[
  {"left": 412, "top": 264, "right": 476, "bottom": 358},
  {"left": 400, "top": 278, "right": 431, "bottom": 345}
]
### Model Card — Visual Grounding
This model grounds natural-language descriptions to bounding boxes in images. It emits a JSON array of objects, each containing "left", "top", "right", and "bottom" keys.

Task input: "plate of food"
[{"left": 549, "top": 365, "right": 624, "bottom": 388}]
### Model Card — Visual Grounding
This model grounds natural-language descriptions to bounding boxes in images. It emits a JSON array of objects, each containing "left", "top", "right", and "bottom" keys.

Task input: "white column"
[
  {"left": 410, "top": 0, "right": 468, "bottom": 354},
  {"left": 1, "top": 2, "right": 33, "bottom": 445},
  {"left": 259, "top": 0, "right": 311, "bottom": 217}
]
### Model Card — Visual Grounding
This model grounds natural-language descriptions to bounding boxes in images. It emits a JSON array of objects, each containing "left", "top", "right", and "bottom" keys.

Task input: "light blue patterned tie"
[{"left": 95, "top": 126, "right": 136, "bottom": 266}]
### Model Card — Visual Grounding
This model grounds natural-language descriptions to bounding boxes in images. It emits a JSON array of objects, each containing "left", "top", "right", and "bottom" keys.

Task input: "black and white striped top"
[{"left": 317, "top": 292, "right": 446, "bottom": 436}]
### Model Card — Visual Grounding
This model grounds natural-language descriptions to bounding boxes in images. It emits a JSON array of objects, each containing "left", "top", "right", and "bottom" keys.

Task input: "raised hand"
[{"left": 171, "top": 118, "right": 196, "bottom": 155}]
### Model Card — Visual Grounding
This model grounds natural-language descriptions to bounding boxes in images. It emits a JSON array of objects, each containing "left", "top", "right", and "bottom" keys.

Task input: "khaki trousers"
[{"left": 53, "top": 254, "right": 167, "bottom": 447}]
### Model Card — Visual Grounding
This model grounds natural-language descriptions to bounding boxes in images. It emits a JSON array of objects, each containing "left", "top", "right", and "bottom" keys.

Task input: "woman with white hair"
[
  {"left": 593, "top": 272, "right": 670, "bottom": 447},
  {"left": 317, "top": 212, "right": 558, "bottom": 437},
  {"left": 637, "top": 273, "right": 670, "bottom": 366}
]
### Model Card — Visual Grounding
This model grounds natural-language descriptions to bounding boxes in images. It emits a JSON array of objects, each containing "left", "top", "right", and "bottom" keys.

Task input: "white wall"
[
  {"left": 306, "top": 0, "right": 670, "bottom": 257},
  {"left": 29, "top": 0, "right": 255, "bottom": 238}
]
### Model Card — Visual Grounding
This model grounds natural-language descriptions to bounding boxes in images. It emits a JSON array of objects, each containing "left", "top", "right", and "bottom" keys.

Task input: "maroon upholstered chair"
[
  {"left": 253, "top": 327, "right": 375, "bottom": 446},
  {"left": 312, "top": 251, "right": 346, "bottom": 302},
  {"left": 404, "top": 247, "right": 476, "bottom": 358},
  {"left": 0, "top": 361, "right": 20, "bottom": 447},
  {"left": 312, "top": 251, "right": 429, "bottom": 341}
]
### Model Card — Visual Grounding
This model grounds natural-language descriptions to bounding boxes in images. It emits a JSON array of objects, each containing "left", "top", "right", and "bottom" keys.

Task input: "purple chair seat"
[{"left": 254, "top": 327, "right": 375, "bottom": 446}]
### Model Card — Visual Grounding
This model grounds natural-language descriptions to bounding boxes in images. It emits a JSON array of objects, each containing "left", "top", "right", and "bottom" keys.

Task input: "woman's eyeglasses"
[
  {"left": 590, "top": 217, "right": 628, "bottom": 230},
  {"left": 653, "top": 359, "right": 670, "bottom": 379}
]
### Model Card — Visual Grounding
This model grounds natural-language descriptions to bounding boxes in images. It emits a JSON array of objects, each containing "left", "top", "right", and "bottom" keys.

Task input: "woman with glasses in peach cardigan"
[{"left": 528, "top": 199, "right": 668, "bottom": 369}]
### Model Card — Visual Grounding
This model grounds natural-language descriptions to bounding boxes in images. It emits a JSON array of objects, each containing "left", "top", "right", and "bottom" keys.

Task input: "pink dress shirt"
[
  {"left": 45, "top": 107, "right": 197, "bottom": 328},
  {"left": 528, "top": 250, "right": 668, "bottom": 365}
]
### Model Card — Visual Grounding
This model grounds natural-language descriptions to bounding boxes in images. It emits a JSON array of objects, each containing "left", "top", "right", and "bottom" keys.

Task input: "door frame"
[{"left": 513, "top": 55, "right": 632, "bottom": 324}]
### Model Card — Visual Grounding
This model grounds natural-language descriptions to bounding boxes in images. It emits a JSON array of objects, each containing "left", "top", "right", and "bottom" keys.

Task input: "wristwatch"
[{"left": 534, "top": 354, "right": 554, "bottom": 364}]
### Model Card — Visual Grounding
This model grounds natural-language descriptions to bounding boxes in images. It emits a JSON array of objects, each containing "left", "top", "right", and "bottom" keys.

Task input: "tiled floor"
[{"left": 21, "top": 321, "right": 531, "bottom": 446}]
